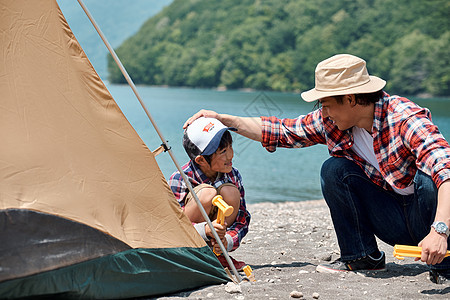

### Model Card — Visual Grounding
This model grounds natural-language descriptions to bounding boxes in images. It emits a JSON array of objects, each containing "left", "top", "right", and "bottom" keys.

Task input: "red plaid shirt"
[
  {"left": 168, "top": 160, "right": 250, "bottom": 251},
  {"left": 261, "top": 93, "right": 450, "bottom": 191}
]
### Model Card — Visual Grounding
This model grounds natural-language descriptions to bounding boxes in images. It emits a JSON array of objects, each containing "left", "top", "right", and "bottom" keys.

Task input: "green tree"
[
  {"left": 424, "top": 32, "right": 450, "bottom": 96},
  {"left": 108, "top": 0, "right": 450, "bottom": 96},
  {"left": 388, "top": 31, "right": 432, "bottom": 95}
]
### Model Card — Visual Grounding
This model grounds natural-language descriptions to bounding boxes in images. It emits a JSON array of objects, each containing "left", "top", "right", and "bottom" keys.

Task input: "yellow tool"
[
  {"left": 212, "top": 195, "right": 233, "bottom": 255},
  {"left": 393, "top": 244, "right": 450, "bottom": 260},
  {"left": 243, "top": 265, "right": 256, "bottom": 282}
]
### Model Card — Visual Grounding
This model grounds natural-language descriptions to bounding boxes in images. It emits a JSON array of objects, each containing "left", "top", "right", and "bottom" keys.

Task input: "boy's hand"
[
  {"left": 205, "top": 220, "right": 226, "bottom": 239},
  {"left": 205, "top": 221, "right": 227, "bottom": 254},
  {"left": 212, "top": 238, "right": 228, "bottom": 255}
]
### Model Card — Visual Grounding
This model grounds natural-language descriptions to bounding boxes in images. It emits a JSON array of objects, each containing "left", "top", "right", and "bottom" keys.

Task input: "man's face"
[{"left": 319, "top": 96, "right": 355, "bottom": 130}]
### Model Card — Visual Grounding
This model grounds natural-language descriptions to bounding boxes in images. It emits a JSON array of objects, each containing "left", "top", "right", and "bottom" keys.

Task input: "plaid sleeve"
[
  {"left": 168, "top": 171, "right": 188, "bottom": 207},
  {"left": 227, "top": 201, "right": 251, "bottom": 252},
  {"left": 225, "top": 170, "right": 251, "bottom": 252},
  {"left": 261, "top": 110, "right": 326, "bottom": 152},
  {"left": 402, "top": 110, "right": 450, "bottom": 188}
]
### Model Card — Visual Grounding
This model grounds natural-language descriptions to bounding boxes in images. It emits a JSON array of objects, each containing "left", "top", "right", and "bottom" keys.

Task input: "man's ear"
[{"left": 346, "top": 94, "right": 357, "bottom": 107}]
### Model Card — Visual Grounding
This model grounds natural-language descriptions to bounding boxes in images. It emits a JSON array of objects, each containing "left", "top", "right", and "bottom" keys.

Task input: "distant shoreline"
[{"left": 106, "top": 82, "right": 450, "bottom": 99}]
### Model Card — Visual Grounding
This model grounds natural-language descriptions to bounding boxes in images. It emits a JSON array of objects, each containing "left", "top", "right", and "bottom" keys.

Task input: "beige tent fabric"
[{"left": 0, "top": 0, "right": 205, "bottom": 249}]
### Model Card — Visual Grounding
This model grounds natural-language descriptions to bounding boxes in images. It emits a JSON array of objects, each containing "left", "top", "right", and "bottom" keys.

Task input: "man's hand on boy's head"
[{"left": 183, "top": 109, "right": 219, "bottom": 129}]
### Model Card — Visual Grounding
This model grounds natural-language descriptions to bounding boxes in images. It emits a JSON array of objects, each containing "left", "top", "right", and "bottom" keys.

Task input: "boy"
[{"left": 168, "top": 117, "right": 251, "bottom": 271}]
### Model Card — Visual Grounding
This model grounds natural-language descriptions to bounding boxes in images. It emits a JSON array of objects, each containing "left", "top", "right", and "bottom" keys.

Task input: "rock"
[
  {"left": 224, "top": 282, "right": 241, "bottom": 294},
  {"left": 240, "top": 281, "right": 251, "bottom": 287},
  {"left": 312, "top": 292, "right": 320, "bottom": 299},
  {"left": 290, "top": 290, "right": 303, "bottom": 298},
  {"left": 316, "top": 253, "right": 332, "bottom": 261}
]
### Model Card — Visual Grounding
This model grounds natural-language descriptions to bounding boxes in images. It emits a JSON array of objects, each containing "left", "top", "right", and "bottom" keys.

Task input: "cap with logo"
[{"left": 186, "top": 117, "right": 237, "bottom": 156}]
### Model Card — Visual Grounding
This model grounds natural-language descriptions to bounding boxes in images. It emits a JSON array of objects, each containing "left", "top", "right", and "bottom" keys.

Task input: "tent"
[{"left": 0, "top": 0, "right": 229, "bottom": 298}]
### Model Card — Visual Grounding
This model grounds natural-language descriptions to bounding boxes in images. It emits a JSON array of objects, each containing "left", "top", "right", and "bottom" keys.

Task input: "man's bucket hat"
[{"left": 301, "top": 54, "right": 386, "bottom": 102}]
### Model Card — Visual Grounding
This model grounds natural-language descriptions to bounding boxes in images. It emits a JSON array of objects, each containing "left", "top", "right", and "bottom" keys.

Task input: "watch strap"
[{"left": 431, "top": 221, "right": 450, "bottom": 237}]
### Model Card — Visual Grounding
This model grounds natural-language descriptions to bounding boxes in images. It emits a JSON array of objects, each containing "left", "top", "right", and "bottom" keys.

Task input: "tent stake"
[{"left": 76, "top": 0, "right": 242, "bottom": 283}]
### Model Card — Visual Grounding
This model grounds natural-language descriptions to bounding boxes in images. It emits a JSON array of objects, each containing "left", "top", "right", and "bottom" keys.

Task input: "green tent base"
[{"left": 0, "top": 247, "right": 229, "bottom": 299}]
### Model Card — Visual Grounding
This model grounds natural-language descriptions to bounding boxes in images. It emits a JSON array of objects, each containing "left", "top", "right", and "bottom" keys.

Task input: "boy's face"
[{"left": 206, "top": 144, "right": 234, "bottom": 174}]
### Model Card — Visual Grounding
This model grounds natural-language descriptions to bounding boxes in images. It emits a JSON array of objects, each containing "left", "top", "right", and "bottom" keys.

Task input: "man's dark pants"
[{"left": 320, "top": 157, "right": 450, "bottom": 270}]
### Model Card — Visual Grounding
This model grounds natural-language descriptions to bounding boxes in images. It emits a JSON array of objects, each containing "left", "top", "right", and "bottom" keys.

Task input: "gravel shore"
[{"left": 156, "top": 200, "right": 450, "bottom": 299}]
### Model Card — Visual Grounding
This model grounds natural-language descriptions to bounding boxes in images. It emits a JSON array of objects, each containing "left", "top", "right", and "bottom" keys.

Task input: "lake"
[{"left": 107, "top": 84, "right": 450, "bottom": 203}]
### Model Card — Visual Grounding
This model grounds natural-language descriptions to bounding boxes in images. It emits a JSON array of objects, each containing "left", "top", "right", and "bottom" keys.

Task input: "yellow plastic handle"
[
  {"left": 212, "top": 195, "right": 233, "bottom": 225},
  {"left": 393, "top": 244, "right": 450, "bottom": 260},
  {"left": 212, "top": 195, "right": 233, "bottom": 256},
  {"left": 243, "top": 265, "right": 252, "bottom": 277},
  {"left": 243, "top": 265, "right": 255, "bottom": 281}
]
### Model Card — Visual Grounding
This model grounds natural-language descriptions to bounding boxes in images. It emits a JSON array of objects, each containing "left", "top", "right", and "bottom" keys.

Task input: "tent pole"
[{"left": 76, "top": 0, "right": 242, "bottom": 283}]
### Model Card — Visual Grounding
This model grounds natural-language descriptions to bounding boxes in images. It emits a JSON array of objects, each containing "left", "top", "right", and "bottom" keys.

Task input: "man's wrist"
[{"left": 431, "top": 221, "right": 450, "bottom": 237}]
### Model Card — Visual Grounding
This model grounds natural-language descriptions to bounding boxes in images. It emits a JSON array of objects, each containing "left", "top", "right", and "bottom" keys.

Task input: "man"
[{"left": 184, "top": 54, "right": 450, "bottom": 283}]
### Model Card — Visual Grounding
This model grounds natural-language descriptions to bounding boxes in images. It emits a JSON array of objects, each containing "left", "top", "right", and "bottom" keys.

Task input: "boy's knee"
[
  {"left": 218, "top": 184, "right": 240, "bottom": 206},
  {"left": 197, "top": 186, "right": 218, "bottom": 204}
]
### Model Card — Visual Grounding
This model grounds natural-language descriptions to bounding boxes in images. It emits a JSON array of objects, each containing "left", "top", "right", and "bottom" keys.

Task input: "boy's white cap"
[{"left": 186, "top": 117, "right": 236, "bottom": 156}]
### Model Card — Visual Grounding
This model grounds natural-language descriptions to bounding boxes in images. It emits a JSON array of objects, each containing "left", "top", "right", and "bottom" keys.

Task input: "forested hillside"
[
  {"left": 58, "top": 0, "right": 172, "bottom": 79},
  {"left": 108, "top": 0, "right": 449, "bottom": 96}
]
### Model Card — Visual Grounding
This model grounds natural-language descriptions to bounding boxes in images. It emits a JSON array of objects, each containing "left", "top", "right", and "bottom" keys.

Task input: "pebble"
[
  {"left": 290, "top": 290, "right": 303, "bottom": 298},
  {"left": 317, "top": 253, "right": 332, "bottom": 261},
  {"left": 182, "top": 202, "right": 425, "bottom": 299},
  {"left": 224, "top": 282, "right": 241, "bottom": 294}
]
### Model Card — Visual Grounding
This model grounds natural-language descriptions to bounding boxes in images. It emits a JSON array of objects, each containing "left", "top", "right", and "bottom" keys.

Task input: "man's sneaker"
[
  {"left": 429, "top": 269, "right": 450, "bottom": 284},
  {"left": 217, "top": 254, "right": 246, "bottom": 271},
  {"left": 316, "top": 251, "right": 386, "bottom": 273}
]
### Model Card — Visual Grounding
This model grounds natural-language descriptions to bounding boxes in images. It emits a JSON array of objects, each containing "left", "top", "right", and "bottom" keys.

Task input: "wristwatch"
[{"left": 431, "top": 221, "right": 450, "bottom": 237}]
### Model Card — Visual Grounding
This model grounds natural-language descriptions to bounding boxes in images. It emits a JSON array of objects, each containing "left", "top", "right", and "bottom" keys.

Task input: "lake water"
[{"left": 107, "top": 84, "right": 450, "bottom": 203}]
